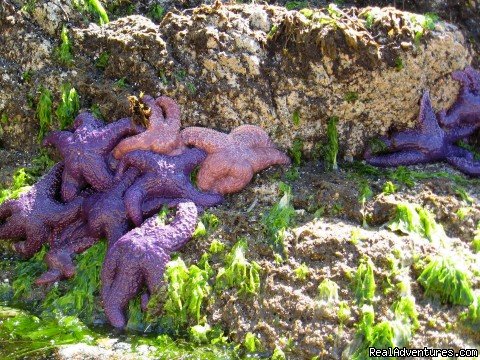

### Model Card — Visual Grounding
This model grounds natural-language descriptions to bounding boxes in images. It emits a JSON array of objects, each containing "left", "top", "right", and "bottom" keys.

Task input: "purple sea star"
[
  {"left": 43, "top": 112, "right": 142, "bottom": 201},
  {"left": 115, "top": 148, "right": 223, "bottom": 227},
  {"left": 438, "top": 67, "right": 480, "bottom": 129},
  {"left": 35, "top": 178, "right": 174, "bottom": 286},
  {"left": 101, "top": 201, "right": 198, "bottom": 328},
  {"left": 365, "top": 91, "right": 478, "bottom": 175},
  {"left": 0, "top": 163, "right": 82, "bottom": 258}
]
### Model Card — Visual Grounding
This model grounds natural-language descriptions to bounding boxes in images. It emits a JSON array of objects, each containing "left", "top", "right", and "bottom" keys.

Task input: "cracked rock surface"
[{"left": 0, "top": 1, "right": 476, "bottom": 161}]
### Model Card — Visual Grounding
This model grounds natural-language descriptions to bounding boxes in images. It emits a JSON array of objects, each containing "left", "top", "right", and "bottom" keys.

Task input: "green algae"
[
  {"left": 353, "top": 256, "right": 376, "bottom": 305},
  {"left": 262, "top": 182, "right": 296, "bottom": 256},
  {"left": 216, "top": 238, "right": 261, "bottom": 296},
  {"left": 388, "top": 203, "right": 446, "bottom": 244},
  {"left": 417, "top": 256, "right": 474, "bottom": 306},
  {"left": 42, "top": 241, "right": 106, "bottom": 320},
  {"left": 0, "top": 306, "right": 94, "bottom": 360}
]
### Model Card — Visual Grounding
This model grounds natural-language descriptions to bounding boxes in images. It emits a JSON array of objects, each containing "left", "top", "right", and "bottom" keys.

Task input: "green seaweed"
[
  {"left": 0, "top": 150, "right": 54, "bottom": 204},
  {"left": 457, "top": 140, "right": 480, "bottom": 160},
  {"left": 36, "top": 87, "right": 53, "bottom": 141},
  {"left": 56, "top": 83, "right": 80, "bottom": 130},
  {"left": 81, "top": 0, "right": 109, "bottom": 24},
  {"left": 115, "top": 77, "right": 127, "bottom": 89},
  {"left": 20, "top": 0, "right": 37, "bottom": 14},
  {"left": 292, "top": 109, "right": 301, "bottom": 126},
  {"left": 388, "top": 203, "right": 445, "bottom": 243},
  {"left": 395, "top": 57, "right": 404, "bottom": 71},
  {"left": 382, "top": 181, "right": 397, "bottom": 195},
  {"left": 262, "top": 182, "right": 296, "bottom": 255},
  {"left": 293, "top": 263, "right": 310, "bottom": 281},
  {"left": 0, "top": 306, "right": 94, "bottom": 360},
  {"left": 148, "top": 4, "right": 165, "bottom": 22},
  {"left": 216, "top": 239, "right": 261, "bottom": 296},
  {"left": 454, "top": 186, "right": 474, "bottom": 204},
  {"left": 285, "top": 1, "right": 308, "bottom": 10},
  {"left": 12, "top": 246, "right": 48, "bottom": 301},
  {"left": 56, "top": 26, "right": 73, "bottom": 66},
  {"left": 192, "top": 212, "right": 218, "bottom": 239},
  {"left": 135, "top": 333, "right": 238, "bottom": 359},
  {"left": 461, "top": 294, "right": 480, "bottom": 331},
  {"left": 209, "top": 239, "right": 226, "bottom": 254},
  {"left": 358, "top": 182, "right": 373, "bottom": 227},
  {"left": 21, "top": 70, "right": 33, "bottom": 83},
  {"left": 271, "top": 346, "right": 286, "bottom": 360},
  {"left": 95, "top": 51, "right": 110, "bottom": 70},
  {"left": 353, "top": 256, "right": 376, "bottom": 305},
  {"left": 369, "top": 138, "right": 389, "bottom": 155},
  {"left": 243, "top": 332, "right": 262, "bottom": 353},
  {"left": 344, "top": 91, "right": 359, "bottom": 103},
  {"left": 289, "top": 138, "right": 303, "bottom": 166},
  {"left": 348, "top": 300, "right": 417, "bottom": 360},
  {"left": 473, "top": 222, "right": 480, "bottom": 253},
  {"left": 417, "top": 256, "right": 474, "bottom": 306},
  {"left": 42, "top": 240, "right": 107, "bottom": 321},
  {"left": 324, "top": 116, "right": 339, "bottom": 171},
  {"left": 317, "top": 278, "right": 339, "bottom": 305},
  {"left": 163, "top": 257, "right": 212, "bottom": 329}
]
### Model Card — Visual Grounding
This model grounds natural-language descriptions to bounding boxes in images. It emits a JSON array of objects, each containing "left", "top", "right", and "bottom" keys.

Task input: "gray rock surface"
[{"left": 0, "top": 2, "right": 474, "bottom": 158}]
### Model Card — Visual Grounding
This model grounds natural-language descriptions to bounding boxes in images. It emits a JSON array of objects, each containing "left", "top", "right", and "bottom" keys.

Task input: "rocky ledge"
[{"left": 0, "top": 2, "right": 474, "bottom": 158}]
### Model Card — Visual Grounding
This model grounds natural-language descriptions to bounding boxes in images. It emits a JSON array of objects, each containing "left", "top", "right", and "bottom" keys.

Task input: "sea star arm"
[
  {"left": 73, "top": 112, "right": 104, "bottom": 130},
  {"left": 61, "top": 167, "right": 87, "bottom": 202},
  {"left": 44, "top": 197, "right": 83, "bottom": 227},
  {"left": 365, "top": 92, "right": 446, "bottom": 164},
  {"left": 439, "top": 67, "right": 480, "bottom": 127},
  {"left": 0, "top": 205, "right": 25, "bottom": 239},
  {"left": 82, "top": 157, "right": 115, "bottom": 191},
  {"left": 101, "top": 201, "right": 197, "bottom": 328},
  {"left": 446, "top": 156, "right": 480, "bottom": 176},
  {"left": 36, "top": 219, "right": 98, "bottom": 285},
  {"left": 445, "top": 124, "right": 479, "bottom": 142},
  {"left": 141, "top": 95, "right": 165, "bottom": 125},
  {"left": 115, "top": 151, "right": 159, "bottom": 179},
  {"left": 100, "top": 118, "right": 144, "bottom": 153},
  {"left": 366, "top": 150, "right": 431, "bottom": 167},
  {"left": 231, "top": 125, "right": 275, "bottom": 148},
  {"left": 13, "top": 221, "right": 50, "bottom": 258},
  {"left": 156, "top": 96, "right": 181, "bottom": 129},
  {"left": 43, "top": 131, "right": 72, "bottom": 156},
  {"left": 177, "top": 148, "right": 207, "bottom": 174},
  {"left": 250, "top": 147, "right": 292, "bottom": 172},
  {"left": 124, "top": 176, "right": 151, "bottom": 227},
  {"left": 197, "top": 156, "right": 254, "bottom": 194},
  {"left": 181, "top": 127, "right": 228, "bottom": 152}
]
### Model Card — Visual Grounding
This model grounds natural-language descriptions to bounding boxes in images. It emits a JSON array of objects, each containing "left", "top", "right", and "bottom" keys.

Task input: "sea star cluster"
[
  {"left": 365, "top": 67, "right": 480, "bottom": 175},
  {"left": 0, "top": 95, "right": 289, "bottom": 327}
]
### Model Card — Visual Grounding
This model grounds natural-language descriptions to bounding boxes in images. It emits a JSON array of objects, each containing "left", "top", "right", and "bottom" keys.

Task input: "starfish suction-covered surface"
[
  {"left": 101, "top": 201, "right": 198, "bottom": 328},
  {"left": 365, "top": 91, "right": 479, "bottom": 175},
  {"left": 112, "top": 95, "right": 185, "bottom": 159},
  {"left": 115, "top": 148, "right": 223, "bottom": 226},
  {"left": 43, "top": 112, "right": 142, "bottom": 201},
  {"left": 0, "top": 163, "right": 82, "bottom": 258},
  {"left": 180, "top": 125, "right": 291, "bottom": 194},
  {"left": 438, "top": 66, "right": 480, "bottom": 129}
]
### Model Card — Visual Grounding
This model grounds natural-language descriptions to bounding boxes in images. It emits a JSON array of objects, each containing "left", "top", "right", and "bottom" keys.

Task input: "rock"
[
  {"left": 56, "top": 342, "right": 151, "bottom": 360},
  {"left": 0, "top": 2, "right": 474, "bottom": 158}
]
